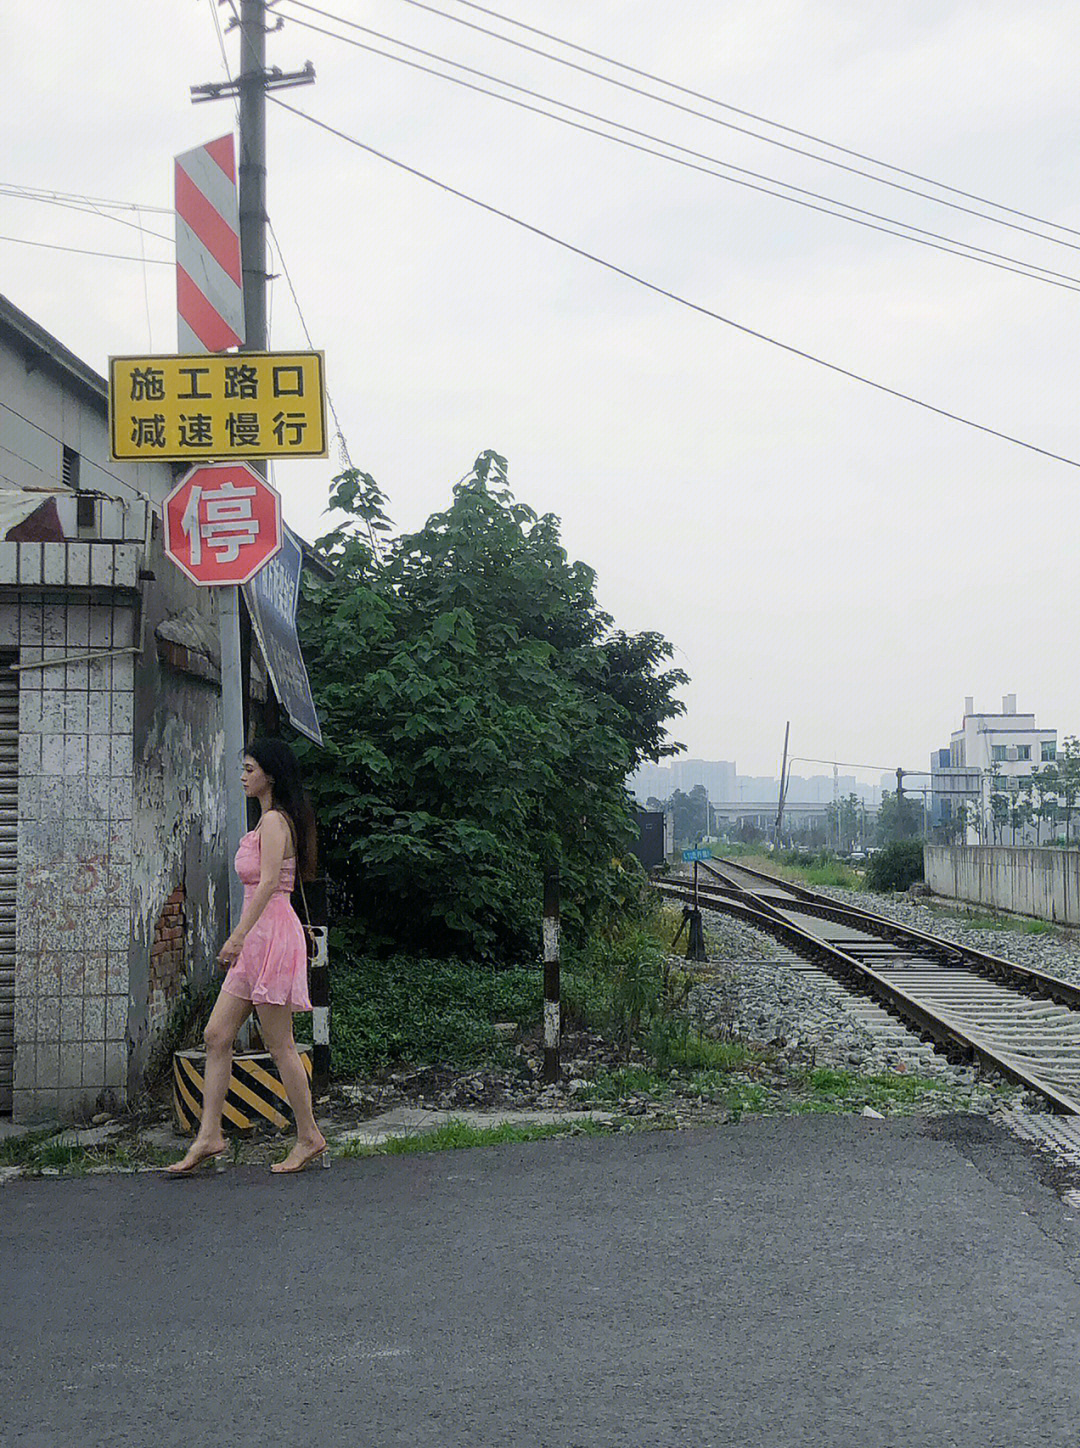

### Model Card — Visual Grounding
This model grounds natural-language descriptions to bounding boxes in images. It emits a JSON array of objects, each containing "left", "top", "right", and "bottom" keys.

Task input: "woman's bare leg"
[
  {"left": 166, "top": 989, "right": 252, "bottom": 1172},
  {"left": 257, "top": 1002, "right": 326, "bottom": 1170}
]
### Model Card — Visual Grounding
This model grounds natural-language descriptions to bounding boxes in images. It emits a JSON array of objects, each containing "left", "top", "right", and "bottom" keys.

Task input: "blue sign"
[
  {"left": 682, "top": 848, "right": 713, "bottom": 863},
  {"left": 243, "top": 522, "right": 323, "bottom": 746}
]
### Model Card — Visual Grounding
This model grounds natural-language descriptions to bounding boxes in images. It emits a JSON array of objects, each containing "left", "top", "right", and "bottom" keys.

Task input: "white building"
[{"left": 932, "top": 695, "right": 1057, "bottom": 843}]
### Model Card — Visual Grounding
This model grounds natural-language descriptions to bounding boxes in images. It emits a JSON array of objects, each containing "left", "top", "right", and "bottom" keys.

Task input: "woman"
[{"left": 166, "top": 738, "right": 328, "bottom": 1176}]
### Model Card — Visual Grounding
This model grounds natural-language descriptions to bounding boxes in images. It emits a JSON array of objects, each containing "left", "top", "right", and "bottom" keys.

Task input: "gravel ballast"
[{"left": 687, "top": 898, "right": 1036, "bottom": 1112}]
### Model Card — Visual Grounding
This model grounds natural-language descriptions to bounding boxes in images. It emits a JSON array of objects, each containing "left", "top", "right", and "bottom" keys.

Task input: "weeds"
[
  {"left": 926, "top": 904, "right": 1059, "bottom": 936},
  {"left": 329, "top": 952, "right": 541, "bottom": 1075},
  {"left": 0, "top": 1128, "right": 173, "bottom": 1176},
  {"left": 337, "top": 1116, "right": 608, "bottom": 1158},
  {"left": 723, "top": 851, "right": 864, "bottom": 891}
]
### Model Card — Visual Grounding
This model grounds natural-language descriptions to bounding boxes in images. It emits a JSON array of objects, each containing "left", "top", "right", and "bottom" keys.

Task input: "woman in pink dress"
[{"left": 166, "top": 738, "right": 327, "bottom": 1176}]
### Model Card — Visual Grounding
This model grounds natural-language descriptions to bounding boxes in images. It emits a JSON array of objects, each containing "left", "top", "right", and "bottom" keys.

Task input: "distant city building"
[
  {"left": 626, "top": 761, "right": 673, "bottom": 801},
  {"left": 627, "top": 757, "right": 736, "bottom": 803},
  {"left": 931, "top": 695, "right": 1057, "bottom": 842},
  {"left": 628, "top": 758, "right": 882, "bottom": 809},
  {"left": 627, "top": 754, "right": 882, "bottom": 845},
  {"left": 669, "top": 757, "right": 736, "bottom": 801}
]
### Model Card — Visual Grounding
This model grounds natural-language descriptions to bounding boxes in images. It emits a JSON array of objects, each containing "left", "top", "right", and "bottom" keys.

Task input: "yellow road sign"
[{"left": 109, "top": 351, "right": 327, "bottom": 461}]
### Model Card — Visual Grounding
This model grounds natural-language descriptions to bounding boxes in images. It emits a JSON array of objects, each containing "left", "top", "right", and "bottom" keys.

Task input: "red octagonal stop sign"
[{"left": 163, "top": 462, "right": 282, "bottom": 586}]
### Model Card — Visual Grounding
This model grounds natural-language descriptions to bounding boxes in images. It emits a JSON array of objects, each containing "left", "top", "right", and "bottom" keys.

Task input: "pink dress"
[{"left": 221, "top": 828, "right": 312, "bottom": 1012}]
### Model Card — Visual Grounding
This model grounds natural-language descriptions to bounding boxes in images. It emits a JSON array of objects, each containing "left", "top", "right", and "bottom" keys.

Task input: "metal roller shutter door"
[{"left": 0, "top": 655, "right": 16, "bottom": 1115}]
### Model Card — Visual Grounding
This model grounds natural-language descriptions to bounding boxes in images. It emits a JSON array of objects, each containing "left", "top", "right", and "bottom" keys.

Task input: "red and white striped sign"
[{"left": 174, "top": 134, "right": 245, "bottom": 353}]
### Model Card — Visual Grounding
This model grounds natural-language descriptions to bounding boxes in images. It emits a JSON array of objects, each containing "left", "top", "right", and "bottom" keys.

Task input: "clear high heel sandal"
[
  {"left": 162, "top": 1148, "right": 228, "bottom": 1178},
  {"left": 271, "top": 1144, "right": 330, "bottom": 1174}
]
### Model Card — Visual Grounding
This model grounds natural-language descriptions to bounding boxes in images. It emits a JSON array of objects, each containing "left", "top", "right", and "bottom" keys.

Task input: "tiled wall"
[{"left": 9, "top": 593, "right": 137, "bottom": 1121}]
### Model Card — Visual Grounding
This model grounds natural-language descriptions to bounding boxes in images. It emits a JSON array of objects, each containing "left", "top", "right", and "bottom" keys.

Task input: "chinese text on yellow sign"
[{"left": 109, "top": 352, "right": 327, "bottom": 461}]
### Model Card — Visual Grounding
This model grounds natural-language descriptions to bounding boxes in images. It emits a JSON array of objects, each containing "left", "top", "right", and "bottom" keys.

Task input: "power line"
[
  {"left": 207, "top": 0, "right": 242, "bottom": 122},
  {"left": 0, "top": 234, "right": 172, "bottom": 264},
  {"left": 278, "top": 9, "right": 1080, "bottom": 293},
  {"left": 410, "top": 0, "right": 1080, "bottom": 241},
  {"left": 265, "top": 217, "right": 383, "bottom": 555},
  {"left": 203, "top": 0, "right": 376, "bottom": 551},
  {"left": 0, "top": 188, "right": 175, "bottom": 245},
  {"left": 281, "top": 0, "right": 1079, "bottom": 251},
  {"left": 0, "top": 182, "right": 172, "bottom": 215},
  {"left": 0, "top": 400, "right": 157, "bottom": 507},
  {"left": 269, "top": 96, "right": 1080, "bottom": 472}
]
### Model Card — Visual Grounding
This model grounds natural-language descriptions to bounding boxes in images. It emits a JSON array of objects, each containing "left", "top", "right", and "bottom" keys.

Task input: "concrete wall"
[
  {"left": 2, "top": 310, "right": 232, "bottom": 1121},
  {"left": 8, "top": 565, "right": 140, "bottom": 1120},
  {"left": 127, "top": 518, "right": 228, "bottom": 1090},
  {"left": 925, "top": 845, "right": 1080, "bottom": 924}
]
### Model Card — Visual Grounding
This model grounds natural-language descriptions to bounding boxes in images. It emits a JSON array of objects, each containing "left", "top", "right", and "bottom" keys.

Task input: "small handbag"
[
  {"left": 284, "top": 816, "right": 318, "bottom": 962},
  {"left": 295, "top": 873, "right": 318, "bottom": 963}
]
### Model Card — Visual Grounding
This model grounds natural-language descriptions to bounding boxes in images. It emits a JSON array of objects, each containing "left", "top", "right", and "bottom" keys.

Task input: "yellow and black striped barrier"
[{"left": 172, "top": 1046, "right": 314, "bottom": 1134}]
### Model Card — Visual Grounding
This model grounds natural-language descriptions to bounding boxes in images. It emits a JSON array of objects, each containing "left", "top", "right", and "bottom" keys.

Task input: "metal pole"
[
  {"left": 238, "top": 0, "right": 268, "bottom": 356},
  {"left": 220, "top": 587, "right": 246, "bottom": 922},
  {"left": 219, "top": 0, "right": 270, "bottom": 924},
  {"left": 542, "top": 872, "right": 560, "bottom": 1083},
  {"left": 774, "top": 720, "right": 790, "bottom": 849},
  {"left": 686, "top": 857, "right": 706, "bottom": 962}
]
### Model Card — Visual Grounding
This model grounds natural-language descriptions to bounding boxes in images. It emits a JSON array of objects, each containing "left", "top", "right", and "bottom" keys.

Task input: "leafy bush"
[
  {"left": 294, "top": 453, "right": 686, "bottom": 961},
  {"left": 328, "top": 939, "right": 541, "bottom": 1075},
  {"left": 865, "top": 841, "right": 924, "bottom": 892}
]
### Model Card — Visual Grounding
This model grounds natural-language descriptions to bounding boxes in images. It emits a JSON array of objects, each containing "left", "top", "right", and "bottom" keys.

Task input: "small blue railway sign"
[{"left": 682, "top": 847, "right": 712, "bottom": 863}]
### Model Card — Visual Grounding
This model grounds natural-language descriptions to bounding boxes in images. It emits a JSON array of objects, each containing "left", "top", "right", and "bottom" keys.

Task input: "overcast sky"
[{"left": 3, "top": 0, "right": 1079, "bottom": 782}]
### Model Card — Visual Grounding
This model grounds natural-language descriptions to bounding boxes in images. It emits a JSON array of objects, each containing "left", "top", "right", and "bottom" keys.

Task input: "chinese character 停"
[{"left": 180, "top": 480, "right": 261, "bottom": 566}]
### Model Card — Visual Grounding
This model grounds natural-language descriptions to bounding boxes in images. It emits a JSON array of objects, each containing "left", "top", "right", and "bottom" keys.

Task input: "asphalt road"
[{"left": 4, "top": 1115, "right": 1080, "bottom": 1448}]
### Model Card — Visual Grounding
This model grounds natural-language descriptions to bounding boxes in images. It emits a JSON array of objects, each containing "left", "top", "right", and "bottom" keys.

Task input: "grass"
[
  {"left": 328, "top": 950, "right": 542, "bottom": 1075},
  {"left": 579, "top": 1057, "right": 1015, "bottom": 1120},
  {"left": 337, "top": 1116, "right": 609, "bottom": 1158},
  {"left": 716, "top": 851, "right": 864, "bottom": 891},
  {"left": 0, "top": 1128, "right": 174, "bottom": 1176},
  {"left": 925, "top": 903, "right": 1058, "bottom": 935}
]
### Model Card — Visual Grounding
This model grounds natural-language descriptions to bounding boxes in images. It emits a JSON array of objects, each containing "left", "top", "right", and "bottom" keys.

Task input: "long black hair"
[{"left": 245, "top": 737, "right": 317, "bottom": 881}]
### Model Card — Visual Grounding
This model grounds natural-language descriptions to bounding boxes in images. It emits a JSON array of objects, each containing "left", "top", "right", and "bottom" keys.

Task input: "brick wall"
[{"left": 147, "top": 885, "right": 185, "bottom": 1041}]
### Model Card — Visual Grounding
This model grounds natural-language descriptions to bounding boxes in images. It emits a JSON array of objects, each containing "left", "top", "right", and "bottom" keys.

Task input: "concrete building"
[
  {"left": 0, "top": 294, "right": 272, "bottom": 1121},
  {"left": 931, "top": 695, "right": 1057, "bottom": 843},
  {"left": 668, "top": 757, "right": 736, "bottom": 802},
  {"left": 627, "top": 758, "right": 737, "bottom": 804}
]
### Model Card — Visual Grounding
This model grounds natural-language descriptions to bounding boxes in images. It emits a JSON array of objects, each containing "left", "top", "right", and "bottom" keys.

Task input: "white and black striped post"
[
  {"left": 302, "top": 876, "right": 330, "bottom": 1094},
  {"left": 309, "top": 925, "right": 330, "bottom": 1094},
  {"left": 542, "top": 871, "right": 561, "bottom": 1084}
]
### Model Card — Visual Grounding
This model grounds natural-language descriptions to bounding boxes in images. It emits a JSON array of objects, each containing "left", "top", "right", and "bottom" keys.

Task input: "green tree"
[
  {"left": 876, "top": 789, "right": 923, "bottom": 845},
  {"left": 293, "top": 454, "right": 687, "bottom": 959},
  {"left": 1009, "top": 795, "right": 1030, "bottom": 846},
  {"left": 665, "top": 785, "right": 709, "bottom": 849},
  {"left": 1030, "top": 768, "right": 1060, "bottom": 844},
  {"left": 989, "top": 782, "right": 1009, "bottom": 845},
  {"left": 1050, "top": 737, "right": 1080, "bottom": 843}
]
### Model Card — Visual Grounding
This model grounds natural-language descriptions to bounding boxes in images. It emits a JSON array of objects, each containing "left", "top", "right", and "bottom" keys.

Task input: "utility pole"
[
  {"left": 774, "top": 721, "right": 790, "bottom": 850},
  {"left": 191, "top": 0, "right": 314, "bottom": 921},
  {"left": 542, "top": 872, "right": 561, "bottom": 1083}
]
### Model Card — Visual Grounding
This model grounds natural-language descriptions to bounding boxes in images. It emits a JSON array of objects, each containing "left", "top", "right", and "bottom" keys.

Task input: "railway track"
[{"left": 658, "top": 857, "right": 1080, "bottom": 1115}]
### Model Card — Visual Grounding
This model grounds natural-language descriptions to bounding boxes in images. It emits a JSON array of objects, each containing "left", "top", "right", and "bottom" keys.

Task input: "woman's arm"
[{"left": 216, "top": 812, "right": 290, "bottom": 966}]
